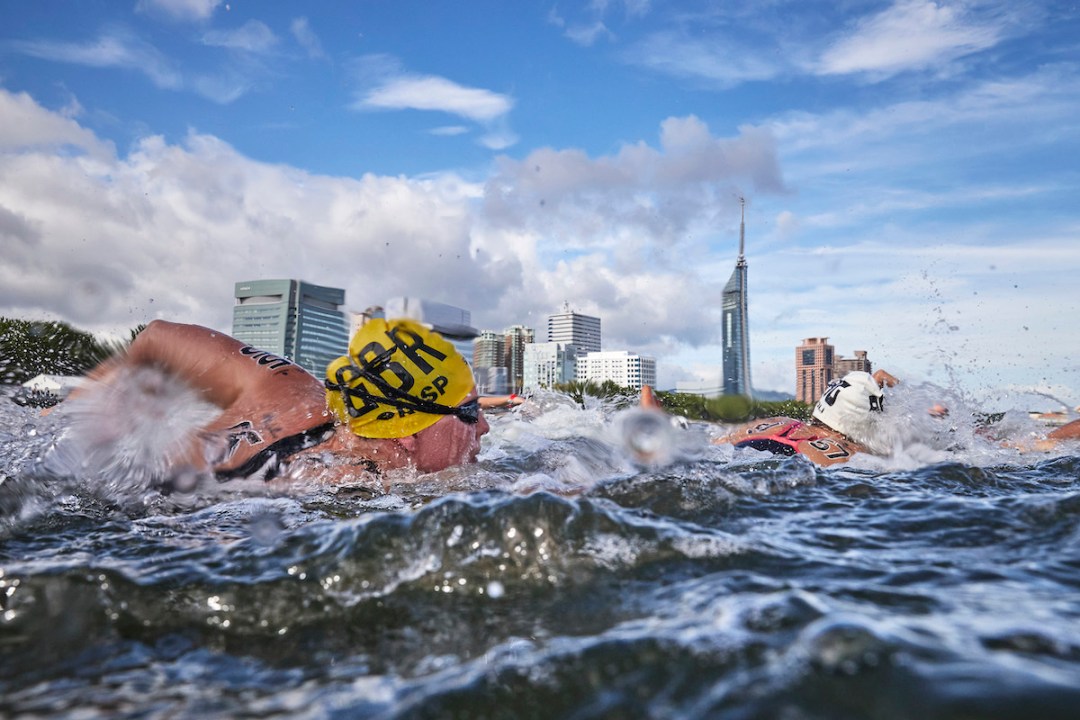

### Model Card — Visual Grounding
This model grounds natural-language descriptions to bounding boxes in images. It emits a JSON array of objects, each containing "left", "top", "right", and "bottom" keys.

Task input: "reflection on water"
[{"left": 2, "top": 387, "right": 1079, "bottom": 719}]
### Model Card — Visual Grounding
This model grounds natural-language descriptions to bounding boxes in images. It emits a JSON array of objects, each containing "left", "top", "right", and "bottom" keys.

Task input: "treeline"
[
  {"left": 552, "top": 380, "right": 810, "bottom": 423},
  {"left": 0, "top": 317, "right": 142, "bottom": 385}
]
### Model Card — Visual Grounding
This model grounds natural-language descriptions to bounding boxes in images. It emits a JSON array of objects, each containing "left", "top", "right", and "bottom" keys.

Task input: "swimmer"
[
  {"left": 711, "top": 370, "right": 898, "bottom": 466},
  {"left": 72, "top": 318, "right": 491, "bottom": 482},
  {"left": 708, "top": 369, "right": 1079, "bottom": 466}
]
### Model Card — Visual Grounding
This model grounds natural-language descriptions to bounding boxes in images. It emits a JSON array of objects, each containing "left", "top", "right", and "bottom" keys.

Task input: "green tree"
[
  {"left": 650, "top": 389, "right": 812, "bottom": 423},
  {"left": 0, "top": 317, "right": 134, "bottom": 385}
]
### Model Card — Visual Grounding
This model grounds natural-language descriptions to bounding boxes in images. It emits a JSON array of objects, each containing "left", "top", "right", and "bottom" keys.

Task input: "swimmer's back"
[{"left": 719, "top": 416, "right": 860, "bottom": 466}]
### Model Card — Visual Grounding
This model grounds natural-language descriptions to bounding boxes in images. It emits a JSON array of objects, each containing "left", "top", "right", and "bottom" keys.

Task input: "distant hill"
[{"left": 752, "top": 388, "right": 795, "bottom": 402}]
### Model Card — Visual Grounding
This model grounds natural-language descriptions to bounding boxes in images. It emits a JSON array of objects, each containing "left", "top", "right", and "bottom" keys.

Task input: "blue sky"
[{"left": 1, "top": 0, "right": 1078, "bottom": 409}]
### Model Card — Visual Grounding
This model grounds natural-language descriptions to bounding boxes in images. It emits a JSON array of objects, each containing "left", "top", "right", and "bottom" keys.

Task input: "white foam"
[{"left": 44, "top": 366, "right": 221, "bottom": 499}]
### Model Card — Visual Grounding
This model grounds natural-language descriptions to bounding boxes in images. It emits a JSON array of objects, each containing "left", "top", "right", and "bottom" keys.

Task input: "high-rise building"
[
  {"left": 523, "top": 342, "right": 578, "bottom": 390},
  {"left": 722, "top": 198, "right": 752, "bottom": 398},
  {"left": 473, "top": 325, "right": 536, "bottom": 394},
  {"left": 796, "top": 338, "right": 874, "bottom": 404},
  {"left": 472, "top": 330, "right": 507, "bottom": 394},
  {"left": 580, "top": 350, "right": 657, "bottom": 391},
  {"left": 232, "top": 279, "right": 349, "bottom": 375},
  {"left": 503, "top": 325, "right": 535, "bottom": 393},
  {"left": 796, "top": 338, "right": 834, "bottom": 405},
  {"left": 472, "top": 330, "right": 505, "bottom": 370},
  {"left": 547, "top": 304, "right": 601, "bottom": 354}
]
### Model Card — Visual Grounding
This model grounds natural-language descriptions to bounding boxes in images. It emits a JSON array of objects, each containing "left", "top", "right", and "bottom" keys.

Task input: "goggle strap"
[{"left": 326, "top": 360, "right": 468, "bottom": 420}]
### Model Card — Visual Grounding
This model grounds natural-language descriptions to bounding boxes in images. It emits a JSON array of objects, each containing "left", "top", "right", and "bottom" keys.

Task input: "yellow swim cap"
[{"left": 325, "top": 318, "right": 475, "bottom": 438}]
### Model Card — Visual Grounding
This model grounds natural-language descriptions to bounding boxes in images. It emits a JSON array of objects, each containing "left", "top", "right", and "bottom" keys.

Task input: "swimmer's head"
[
  {"left": 325, "top": 318, "right": 476, "bottom": 439},
  {"left": 812, "top": 371, "right": 885, "bottom": 439}
]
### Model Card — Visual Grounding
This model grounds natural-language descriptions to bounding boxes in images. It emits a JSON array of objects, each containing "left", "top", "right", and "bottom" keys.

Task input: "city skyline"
[{"left": 1, "top": 2, "right": 1078, "bottom": 409}]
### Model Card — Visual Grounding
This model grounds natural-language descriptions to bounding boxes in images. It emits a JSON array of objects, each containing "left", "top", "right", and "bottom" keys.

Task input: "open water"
[{"left": 1, "top": 377, "right": 1079, "bottom": 719}]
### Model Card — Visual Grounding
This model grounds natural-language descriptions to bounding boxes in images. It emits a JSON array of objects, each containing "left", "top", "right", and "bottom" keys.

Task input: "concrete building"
[
  {"left": 232, "top": 279, "right": 349, "bottom": 375},
  {"left": 523, "top": 342, "right": 579, "bottom": 390},
  {"left": 796, "top": 338, "right": 873, "bottom": 404},
  {"left": 796, "top": 338, "right": 834, "bottom": 405},
  {"left": 722, "top": 198, "right": 752, "bottom": 397},
  {"left": 547, "top": 304, "right": 601, "bottom": 354},
  {"left": 472, "top": 330, "right": 505, "bottom": 370},
  {"left": 503, "top": 325, "right": 535, "bottom": 393},
  {"left": 580, "top": 350, "right": 657, "bottom": 391},
  {"left": 472, "top": 330, "right": 508, "bottom": 394},
  {"left": 472, "top": 325, "right": 535, "bottom": 394},
  {"left": 835, "top": 349, "right": 871, "bottom": 376}
]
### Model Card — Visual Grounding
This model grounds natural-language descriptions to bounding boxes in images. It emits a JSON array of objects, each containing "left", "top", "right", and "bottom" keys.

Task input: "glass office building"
[
  {"left": 721, "top": 201, "right": 752, "bottom": 397},
  {"left": 232, "top": 279, "right": 349, "bottom": 375}
]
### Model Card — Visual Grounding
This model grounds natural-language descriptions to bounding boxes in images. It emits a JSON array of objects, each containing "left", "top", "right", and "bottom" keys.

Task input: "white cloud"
[
  {"left": 629, "top": 31, "right": 784, "bottom": 87},
  {"left": 483, "top": 115, "right": 786, "bottom": 246},
  {"left": 357, "top": 74, "right": 513, "bottom": 122},
  {"left": 0, "top": 89, "right": 514, "bottom": 335},
  {"left": 9, "top": 29, "right": 182, "bottom": 89},
  {"left": 290, "top": 17, "right": 326, "bottom": 60},
  {"left": 0, "top": 92, "right": 773, "bottom": 383},
  {"left": 135, "top": 0, "right": 223, "bottom": 22},
  {"left": 0, "top": 89, "right": 114, "bottom": 158},
  {"left": 816, "top": 0, "right": 1006, "bottom": 78},
  {"left": 349, "top": 55, "right": 517, "bottom": 149},
  {"left": 201, "top": 20, "right": 278, "bottom": 53},
  {"left": 549, "top": 0, "right": 651, "bottom": 45},
  {"left": 565, "top": 21, "right": 614, "bottom": 47},
  {"left": 1, "top": 85, "right": 1076, "bottom": 404}
]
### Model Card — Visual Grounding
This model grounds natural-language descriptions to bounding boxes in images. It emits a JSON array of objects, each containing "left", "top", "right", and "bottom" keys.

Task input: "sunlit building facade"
[
  {"left": 795, "top": 339, "right": 873, "bottom": 405},
  {"left": 580, "top": 350, "right": 656, "bottom": 391}
]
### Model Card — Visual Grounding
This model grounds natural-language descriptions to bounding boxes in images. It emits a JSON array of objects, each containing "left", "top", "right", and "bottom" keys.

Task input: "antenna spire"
[{"left": 737, "top": 196, "right": 747, "bottom": 265}]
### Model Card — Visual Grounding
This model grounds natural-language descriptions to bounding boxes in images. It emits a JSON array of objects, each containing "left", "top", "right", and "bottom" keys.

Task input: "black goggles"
[{"left": 451, "top": 397, "right": 481, "bottom": 424}]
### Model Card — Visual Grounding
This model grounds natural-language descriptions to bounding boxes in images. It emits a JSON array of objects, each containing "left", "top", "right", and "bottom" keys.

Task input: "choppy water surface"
[{"left": 2, "top": 385, "right": 1079, "bottom": 719}]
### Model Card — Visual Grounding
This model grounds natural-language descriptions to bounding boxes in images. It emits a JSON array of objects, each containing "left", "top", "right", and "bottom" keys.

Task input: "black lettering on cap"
[
  {"left": 386, "top": 326, "right": 447, "bottom": 375},
  {"left": 357, "top": 340, "right": 415, "bottom": 394}
]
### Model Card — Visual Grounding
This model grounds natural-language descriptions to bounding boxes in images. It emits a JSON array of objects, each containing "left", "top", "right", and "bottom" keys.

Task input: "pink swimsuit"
[{"left": 733, "top": 419, "right": 825, "bottom": 457}]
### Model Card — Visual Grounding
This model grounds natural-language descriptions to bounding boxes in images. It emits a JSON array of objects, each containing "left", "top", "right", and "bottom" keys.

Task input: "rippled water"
[{"left": 2, "top": 384, "right": 1079, "bottom": 719}]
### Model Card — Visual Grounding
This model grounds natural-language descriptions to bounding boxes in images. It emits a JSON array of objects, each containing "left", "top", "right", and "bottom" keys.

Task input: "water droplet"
[
  {"left": 250, "top": 512, "right": 285, "bottom": 546},
  {"left": 486, "top": 581, "right": 505, "bottom": 599},
  {"left": 170, "top": 467, "right": 202, "bottom": 494}
]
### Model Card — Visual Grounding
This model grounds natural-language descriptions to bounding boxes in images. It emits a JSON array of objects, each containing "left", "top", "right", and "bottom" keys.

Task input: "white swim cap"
[{"left": 812, "top": 371, "right": 884, "bottom": 438}]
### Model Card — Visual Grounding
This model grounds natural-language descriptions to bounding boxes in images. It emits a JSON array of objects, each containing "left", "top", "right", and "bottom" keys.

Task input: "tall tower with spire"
[{"left": 721, "top": 198, "right": 752, "bottom": 397}]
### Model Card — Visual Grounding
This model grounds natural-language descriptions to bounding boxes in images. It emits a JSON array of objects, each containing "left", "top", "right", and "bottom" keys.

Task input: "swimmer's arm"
[
  {"left": 76, "top": 320, "right": 249, "bottom": 409},
  {"left": 1047, "top": 418, "right": 1080, "bottom": 442},
  {"left": 117, "top": 320, "right": 255, "bottom": 406},
  {"left": 479, "top": 394, "right": 523, "bottom": 410},
  {"left": 711, "top": 418, "right": 784, "bottom": 446},
  {"left": 1019, "top": 418, "right": 1080, "bottom": 451},
  {"left": 95, "top": 319, "right": 327, "bottom": 432}
]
